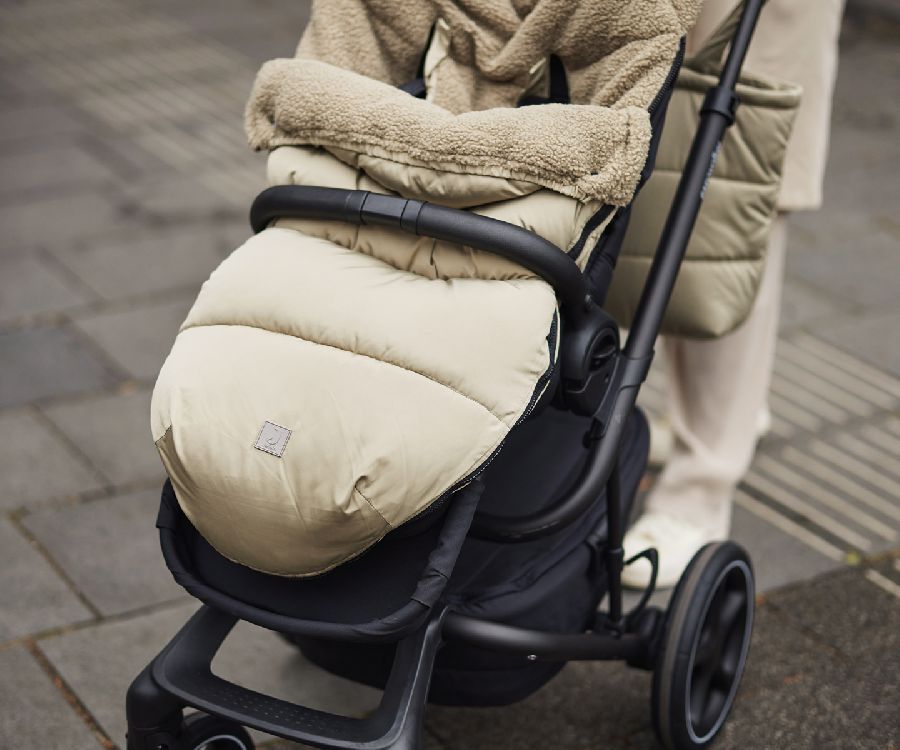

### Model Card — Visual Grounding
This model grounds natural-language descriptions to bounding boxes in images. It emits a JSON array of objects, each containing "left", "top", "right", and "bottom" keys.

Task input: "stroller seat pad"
[{"left": 151, "top": 160, "right": 559, "bottom": 576}]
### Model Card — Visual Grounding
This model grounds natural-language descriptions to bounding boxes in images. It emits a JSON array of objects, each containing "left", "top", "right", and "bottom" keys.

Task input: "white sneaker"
[
  {"left": 621, "top": 511, "right": 723, "bottom": 590},
  {"left": 647, "top": 416, "right": 674, "bottom": 469}
]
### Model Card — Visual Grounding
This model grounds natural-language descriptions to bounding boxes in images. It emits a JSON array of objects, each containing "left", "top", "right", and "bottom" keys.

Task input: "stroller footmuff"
[{"left": 128, "top": 2, "right": 768, "bottom": 749}]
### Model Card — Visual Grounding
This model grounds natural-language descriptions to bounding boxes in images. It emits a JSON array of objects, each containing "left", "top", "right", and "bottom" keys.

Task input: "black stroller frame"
[{"left": 127, "top": 3, "right": 764, "bottom": 749}]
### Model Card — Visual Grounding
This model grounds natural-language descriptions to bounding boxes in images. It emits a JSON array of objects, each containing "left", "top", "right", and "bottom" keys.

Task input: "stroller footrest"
[{"left": 150, "top": 605, "right": 443, "bottom": 749}]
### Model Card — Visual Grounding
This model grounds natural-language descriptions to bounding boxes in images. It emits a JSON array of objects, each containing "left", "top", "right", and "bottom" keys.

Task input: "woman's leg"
[{"left": 623, "top": 214, "right": 788, "bottom": 588}]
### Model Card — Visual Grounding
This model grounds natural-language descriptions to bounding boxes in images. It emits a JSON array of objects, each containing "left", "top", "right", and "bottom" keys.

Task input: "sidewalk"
[{"left": 0, "top": 1, "right": 898, "bottom": 748}]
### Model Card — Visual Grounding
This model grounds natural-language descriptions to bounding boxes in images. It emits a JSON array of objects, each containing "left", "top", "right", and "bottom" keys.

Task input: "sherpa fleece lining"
[
  {"left": 245, "top": 0, "right": 701, "bottom": 206},
  {"left": 247, "top": 60, "right": 650, "bottom": 204}
]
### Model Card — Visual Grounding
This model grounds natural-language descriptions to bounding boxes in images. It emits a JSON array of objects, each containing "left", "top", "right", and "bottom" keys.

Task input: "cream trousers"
[
  {"left": 647, "top": 214, "right": 787, "bottom": 535},
  {"left": 643, "top": 0, "right": 844, "bottom": 532}
]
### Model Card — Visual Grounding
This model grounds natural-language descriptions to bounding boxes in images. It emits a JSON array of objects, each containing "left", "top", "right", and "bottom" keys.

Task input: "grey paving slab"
[
  {"left": 729, "top": 504, "right": 841, "bottom": 592},
  {"left": 0, "top": 70, "right": 28, "bottom": 103},
  {"left": 42, "top": 388, "right": 164, "bottom": 487},
  {"left": 778, "top": 275, "right": 852, "bottom": 334},
  {"left": 42, "top": 602, "right": 380, "bottom": 747},
  {"left": 0, "top": 100, "right": 86, "bottom": 144},
  {"left": 195, "top": 25, "right": 309, "bottom": 64},
  {"left": 0, "top": 247, "right": 94, "bottom": 324},
  {"left": 428, "top": 661, "right": 651, "bottom": 750},
  {"left": 0, "top": 518, "right": 93, "bottom": 641},
  {"left": 0, "top": 646, "right": 99, "bottom": 750},
  {"left": 0, "top": 409, "right": 105, "bottom": 511},
  {"left": 0, "top": 324, "right": 122, "bottom": 409},
  {"left": 740, "top": 650, "right": 900, "bottom": 750},
  {"left": 763, "top": 562, "right": 900, "bottom": 662},
  {"left": 119, "top": 174, "right": 246, "bottom": 227},
  {"left": 74, "top": 296, "right": 193, "bottom": 381},
  {"left": 52, "top": 225, "right": 232, "bottom": 302},
  {"left": 711, "top": 584, "right": 900, "bottom": 750},
  {"left": 148, "top": 0, "right": 310, "bottom": 55},
  {"left": 0, "top": 188, "right": 135, "bottom": 250},
  {"left": 23, "top": 487, "right": 187, "bottom": 616},
  {"left": 39, "top": 601, "right": 199, "bottom": 747},
  {"left": 826, "top": 308, "right": 900, "bottom": 378},
  {"left": 0, "top": 141, "right": 119, "bottom": 198},
  {"left": 785, "top": 216, "right": 900, "bottom": 312}
]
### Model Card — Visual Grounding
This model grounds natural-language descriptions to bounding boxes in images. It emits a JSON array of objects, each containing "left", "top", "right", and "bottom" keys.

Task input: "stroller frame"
[{"left": 127, "top": 3, "right": 764, "bottom": 749}]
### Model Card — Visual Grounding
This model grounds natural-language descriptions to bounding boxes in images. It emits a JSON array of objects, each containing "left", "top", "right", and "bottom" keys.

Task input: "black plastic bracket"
[
  {"left": 128, "top": 605, "right": 445, "bottom": 750},
  {"left": 700, "top": 85, "right": 739, "bottom": 125},
  {"left": 125, "top": 665, "right": 184, "bottom": 750},
  {"left": 560, "top": 305, "right": 621, "bottom": 416},
  {"left": 592, "top": 351, "right": 655, "bottom": 437}
]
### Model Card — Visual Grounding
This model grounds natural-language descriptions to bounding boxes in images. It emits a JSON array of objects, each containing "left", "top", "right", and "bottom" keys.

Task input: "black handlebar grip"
[{"left": 250, "top": 185, "right": 590, "bottom": 321}]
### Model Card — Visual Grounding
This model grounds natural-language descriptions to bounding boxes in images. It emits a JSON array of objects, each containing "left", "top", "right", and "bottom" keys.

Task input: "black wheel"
[
  {"left": 177, "top": 712, "right": 254, "bottom": 750},
  {"left": 651, "top": 542, "right": 754, "bottom": 749}
]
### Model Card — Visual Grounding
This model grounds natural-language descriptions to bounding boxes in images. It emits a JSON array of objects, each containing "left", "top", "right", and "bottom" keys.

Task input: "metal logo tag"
[{"left": 254, "top": 421, "right": 292, "bottom": 458}]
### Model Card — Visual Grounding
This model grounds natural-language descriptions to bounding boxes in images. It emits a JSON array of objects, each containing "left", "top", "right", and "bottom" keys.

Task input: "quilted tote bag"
[{"left": 606, "top": 1, "right": 802, "bottom": 338}]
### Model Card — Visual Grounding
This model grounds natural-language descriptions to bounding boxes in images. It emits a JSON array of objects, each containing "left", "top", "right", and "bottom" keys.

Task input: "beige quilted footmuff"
[{"left": 151, "top": 0, "right": 701, "bottom": 577}]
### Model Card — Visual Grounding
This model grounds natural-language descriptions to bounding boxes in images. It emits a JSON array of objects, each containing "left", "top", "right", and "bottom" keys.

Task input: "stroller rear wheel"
[
  {"left": 651, "top": 542, "right": 754, "bottom": 749},
  {"left": 177, "top": 712, "right": 254, "bottom": 750}
]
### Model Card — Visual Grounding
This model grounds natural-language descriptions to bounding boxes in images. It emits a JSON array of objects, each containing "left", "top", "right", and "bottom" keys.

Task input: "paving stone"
[
  {"left": 0, "top": 646, "right": 98, "bottom": 750},
  {"left": 42, "top": 602, "right": 380, "bottom": 747},
  {"left": 729, "top": 505, "right": 841, "bottom": 593},
  {"left": 779, "top": 276, "right": 852, "bottom": 334},
  {"left": 23, "top": 487, "right": 187, "bottom": 616},
  {"left": 785, "top": 218, "right": 900, "bottom": 312},
  {"left": 40, "top": 601, "right": 197, "bottom": 746},
  {"left": 52, "top": 225, "right": 233, "bottom": 302},
  {"left": 428, "top": 661, "right": 651, "bottom": 750},
  {"left": 118, "top": 174, "right": 246, "bottom": 227},
  {"left": 0, "top": 188, "right": 134, "bottom": 250},
  {"left": 149, "top": 0, "right": 310, "bottom": 60},
  {"left": 741, "top": 650, "right": 900, "bottom": 750},
  {"left": 712, "top": 590, "right": 900, "bottom": 750},
  {"left": 0, "top": 100, "right": 85, "bottom": 144},
  {"left": 0, "top": 70, "right": 28, "bottom": 103},
  {"left": 0, "top": 325, "right": 122, "bottom": 409},
  {"left": 826, "top": 308, "right": 900, "bottom": 378},
  {"left": 196, "top": 24, "right": 309, "bottom": 64},
  {"left": 74, "top": 296, "right": 194, "bottom": 381},
  {"left": 42, "top": 388, "right": 163, "bottom": 487},
  {"left": 0, "top": 409, "right": 105, "bottom": 511},
  {"left": 0, "top": 518, "right": 93, "bottom": 641},
  {"left": 762, "top": 562, "right": 900, "bottom": 661},
  {"left": 0, "top": 247, "right": 94, "bottom": 323},
  {"left": 0, "top": 141, "right": 118, "bottom": 198}
]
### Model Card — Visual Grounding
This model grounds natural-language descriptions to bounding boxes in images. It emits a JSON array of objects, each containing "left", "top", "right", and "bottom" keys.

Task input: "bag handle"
[{"left": 686, "top": 0, "right": 749, "bottom": 71}]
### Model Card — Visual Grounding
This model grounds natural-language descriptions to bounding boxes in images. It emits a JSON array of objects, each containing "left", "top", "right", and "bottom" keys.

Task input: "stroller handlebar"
[{"left": 249, "top": 185, "right": 594, "bottom": 324}]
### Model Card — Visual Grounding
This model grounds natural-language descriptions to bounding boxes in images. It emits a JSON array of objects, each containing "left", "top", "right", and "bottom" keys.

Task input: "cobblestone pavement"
[{"left": 1, "top": 1, "right": 898, "bottom": 748}]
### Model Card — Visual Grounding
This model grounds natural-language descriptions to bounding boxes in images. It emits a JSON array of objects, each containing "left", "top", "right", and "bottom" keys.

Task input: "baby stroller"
[{"left": 128, "top": 1, "right": 765, "bottom": 748}]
